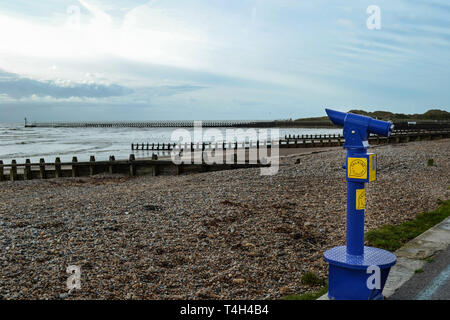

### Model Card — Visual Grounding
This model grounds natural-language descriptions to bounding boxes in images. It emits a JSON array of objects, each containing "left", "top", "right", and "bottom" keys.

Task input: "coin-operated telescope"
[{"left": 323, "top": 109, "right": 396, "bottom": 300}]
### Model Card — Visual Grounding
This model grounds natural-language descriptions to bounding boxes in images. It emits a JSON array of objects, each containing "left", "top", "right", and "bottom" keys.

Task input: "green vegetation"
[
  {"left": 281, "top": 272, "right": 328, "bottom": 300},
  {"left": 428, "top": 159, "right": 434, "bottom": 166},
  {"left": 295, "top": 109, "right": 450, "bottom": 122},
  {"left": 300, "top": 272, "right": 326, "bottom": 286},
  {"left": 425, "top": 257, "right": 434, "bottom": 263},
  {"left": 415, "top": 269, "right": 424, "bottom": 274},
  {"left": 366, "top": 200, "right": 450, "bottom": 252},
  {"left": 347, "top": 109, "right": 450, "bottom": 121},
  {"left": 282, "top": 286, "right": 328, "bottom": 300}
]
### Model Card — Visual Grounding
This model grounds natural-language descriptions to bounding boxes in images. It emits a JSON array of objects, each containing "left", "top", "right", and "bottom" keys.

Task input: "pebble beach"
[{"left": 0, "top": 139, "right": 449, "bottom": 300}]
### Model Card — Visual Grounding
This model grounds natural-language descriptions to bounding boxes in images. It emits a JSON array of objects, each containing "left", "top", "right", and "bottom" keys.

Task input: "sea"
[{"left": 0, "top": 123, "right": 341, "bottom": 163}]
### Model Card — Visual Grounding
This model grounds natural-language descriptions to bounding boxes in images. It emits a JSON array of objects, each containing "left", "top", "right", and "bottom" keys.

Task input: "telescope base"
[{"left": 324, "top": 246, "right": 396, "bottom": 300}]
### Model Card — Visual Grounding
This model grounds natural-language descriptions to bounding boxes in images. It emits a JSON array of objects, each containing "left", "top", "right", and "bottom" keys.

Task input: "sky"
[{"left": 0, "top": 0, "right": 449, "bottom": 122}]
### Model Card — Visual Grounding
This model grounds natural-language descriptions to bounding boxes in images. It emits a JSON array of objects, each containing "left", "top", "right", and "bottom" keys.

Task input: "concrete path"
[{"left": 389, "top": 245, "right": 450, "bottom": 300}]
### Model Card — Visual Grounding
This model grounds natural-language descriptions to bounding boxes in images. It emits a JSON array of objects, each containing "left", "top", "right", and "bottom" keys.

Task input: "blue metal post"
[
  {"left": 346, "top": 177, "right": 365, "bottom": 256},
  {"left": 346, "top": 146, "right": 366, "bottom": 256}
]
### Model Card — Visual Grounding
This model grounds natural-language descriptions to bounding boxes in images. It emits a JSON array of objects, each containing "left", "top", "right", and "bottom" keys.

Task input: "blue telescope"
[
  {"left": 323, "top": 109, "right": 396, "bottom": 300},
  {"left": 325, "top": 109, "right": 393, "bottom": 149}
]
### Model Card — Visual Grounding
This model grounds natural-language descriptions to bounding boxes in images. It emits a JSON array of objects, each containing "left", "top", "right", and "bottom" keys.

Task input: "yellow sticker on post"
[
  {"left": 369, "top": 154, "right": 376, "bottom": 182},
  {"left": 348, "top": 157, "right": 368, "bottom": 180},
  {"left": 356, "top": 189, "right": 365, "bottom": 210}
]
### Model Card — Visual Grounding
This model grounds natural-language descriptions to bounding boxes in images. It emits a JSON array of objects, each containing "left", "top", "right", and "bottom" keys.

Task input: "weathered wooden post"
[
  {"left": 89, "top": 156, "right": 96, "bottom": 176},
  {"left": 0, "top": 160, "right": 3, "bottom": 181},
  {"left": 24, "top": 159, "right": 32, "bottom": 180},
  {"left": 39, "top": 158, "right": 46, "bottom": 179},
  {"left": 55, "top": 157, "right": 62, "bottom": 178},
  {"left": 176, "top": 163, "right": 182, "bottom": 175},
  {"left": 129, "top": 154, "right": 135, "bottom": 176},
  {"left": 201, "top": 142, "right": 206, "bottom": 165},
  {"left": 109, "top": 155, "right": 116, "bottom": 174},
  {"left": 10, "top": 160, "right": 17, "bottom": 181},
  {"left": 72, "top": 156, "right": 79, "bottom": 178}
]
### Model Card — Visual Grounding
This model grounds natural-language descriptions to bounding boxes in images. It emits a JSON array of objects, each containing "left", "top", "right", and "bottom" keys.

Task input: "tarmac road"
[{"left": 389, "top": 245, "right": 450, "bottom": 300}]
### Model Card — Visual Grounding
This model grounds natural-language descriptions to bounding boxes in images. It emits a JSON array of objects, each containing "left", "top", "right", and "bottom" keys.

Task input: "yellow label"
[
  {"left": 369, "top": 154, "right": 376, "bottom": 182},
  {"left": 348, "top": 157, "right": 368, "bottom": 180},
  {"left": 356, "top": 189, "right": 365, "bottom": 210}
]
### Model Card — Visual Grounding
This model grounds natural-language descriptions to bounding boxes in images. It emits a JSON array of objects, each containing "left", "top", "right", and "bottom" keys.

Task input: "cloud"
[
  {"left": 138, "top": 85, "right": 206, "bottom": 97},
  {"left": 337, "top": 18, "right": 355, "bottom": 28},
  {"left": 0, "top": 69, "right": 207, "bottom": 105},
  {"left": 0, "top": 70, "right": 132, "bottom": 99}
]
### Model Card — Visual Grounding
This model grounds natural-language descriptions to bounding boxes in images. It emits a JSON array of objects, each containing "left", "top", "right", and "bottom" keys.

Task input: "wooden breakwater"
[
  {"left": 24, "top": 119, "right": 450, "bottom": 129},
  {"left": 131, "top": 129, "right": 450, "bottom": 151},
  {"left": 24, "top": 119, "right": 336, "bottom": 128},
  {"left": 0, "top": 154, "right": 269, "bottom": 182},
  {"left": 25, "top": 120, "right": 271, "bottom": 128}
]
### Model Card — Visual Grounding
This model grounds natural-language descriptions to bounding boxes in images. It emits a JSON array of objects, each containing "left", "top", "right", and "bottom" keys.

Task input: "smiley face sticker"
[{"left": 348, "top": 157, "right": 368, "bottom": 180}]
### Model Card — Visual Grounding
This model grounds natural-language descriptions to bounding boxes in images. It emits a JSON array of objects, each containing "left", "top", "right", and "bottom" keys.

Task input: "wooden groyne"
[
  {"left": 24, "top": 119, "right": 450, "bottom": 129},
  {"left": 25, "top": 120, "right": 270, "bottom": 128},
  {"left": 131, "top": 129, "right": 450, "bottom": 151},
  {"left": 25, "top": 119, "right": 336, "bottom": 128},
  {"left": 0, "top": 154, "right": 269, "bottom": 182}
]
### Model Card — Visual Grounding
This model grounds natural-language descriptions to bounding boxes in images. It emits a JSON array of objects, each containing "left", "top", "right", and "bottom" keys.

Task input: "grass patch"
[
  {"left": 427, "top": 158, "right": 434, "bottom": 166},
  {"left": 300, "top": 272, "right": 326, "bottom": 286},
  {"left": 282, "top": 286, "right": 328, "bottom": 300},
  {"left": 415, "top": 269, "right": 424, "bottom": 274},
  {"left": 366, "top": 200, "right": 450, "bottom": 252},
  {"left": 282, "top": 272, "right": 328, "bottom": 300}
]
